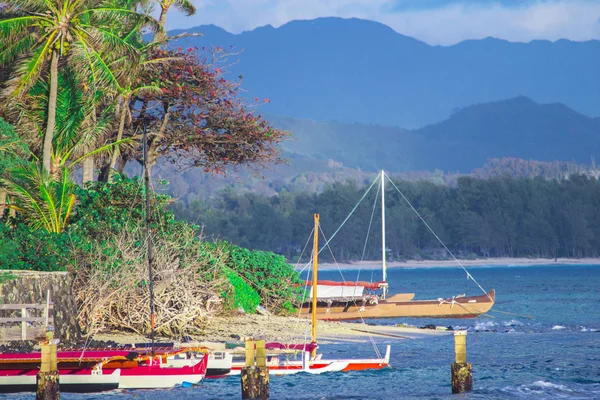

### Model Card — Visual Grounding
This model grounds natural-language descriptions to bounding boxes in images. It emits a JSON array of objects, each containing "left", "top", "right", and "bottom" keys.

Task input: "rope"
[
  {"left": 384, "top": 172, "right": 494, "bottom": 303},
  {"left": 317, "top": 173, "right": 380, "bottom": 256}
]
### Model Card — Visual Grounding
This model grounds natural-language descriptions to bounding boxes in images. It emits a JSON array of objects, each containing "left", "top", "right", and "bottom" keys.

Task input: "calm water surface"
[{"left": 5, "top": 264, "right": 600, "bottom": 399}]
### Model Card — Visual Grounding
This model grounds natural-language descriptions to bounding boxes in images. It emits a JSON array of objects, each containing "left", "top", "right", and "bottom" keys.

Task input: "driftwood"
[{"left": 72, "top": 227, "right": 227, "bottom": 338}]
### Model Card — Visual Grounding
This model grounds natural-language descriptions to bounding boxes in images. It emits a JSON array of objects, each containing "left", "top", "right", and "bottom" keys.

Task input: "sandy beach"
[
  {"left": 311, "top": 258, "right": 600, "bottom": 271},
  {"left": 92, "top": 314, "right": 449, "bottom": 347}
]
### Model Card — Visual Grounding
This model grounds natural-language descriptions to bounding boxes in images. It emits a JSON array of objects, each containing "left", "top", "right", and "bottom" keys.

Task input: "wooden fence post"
[{"left": 21, "top": 308, "right": 27, "bottom": 341}]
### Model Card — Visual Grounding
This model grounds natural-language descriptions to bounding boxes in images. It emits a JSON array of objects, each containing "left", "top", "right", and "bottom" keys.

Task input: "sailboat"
[
  {"left": 229, "top": 214, "right": 390, "bottom": 376},
  {"left": 300, "top": 171, "right": 495, "bottom": 320}
]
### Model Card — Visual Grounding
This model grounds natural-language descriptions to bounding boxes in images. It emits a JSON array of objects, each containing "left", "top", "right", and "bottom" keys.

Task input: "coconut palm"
[
  {"left": 154, "top": 0, "right": 196, "bottom": 42},
  {"left": 0, "top": 0, "right": 162, "bottom": 174},
  {"left": 1, "top": 162, "right": 76, "bottom": 233},
  {"left": 11, "top": 68, "right": 123, "bottom": 181}
]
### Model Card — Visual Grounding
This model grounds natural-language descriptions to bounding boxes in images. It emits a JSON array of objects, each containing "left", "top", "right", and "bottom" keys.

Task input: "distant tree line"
[{"left": 172, "top": 175, "right": 600, "bottom": 260}]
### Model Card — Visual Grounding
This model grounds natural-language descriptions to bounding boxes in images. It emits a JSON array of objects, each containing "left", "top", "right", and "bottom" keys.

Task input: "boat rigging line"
[
  {"left": 318, "top": 223, "right": 384, "bottom": 360},
  {"left": 383, "top": 172, "right": 493, "bottom": 303}
]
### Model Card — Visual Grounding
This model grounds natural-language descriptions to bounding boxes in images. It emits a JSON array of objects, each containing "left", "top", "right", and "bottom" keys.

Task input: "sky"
[{"left": 163, "top": 0, "right": 600, "bottom": 45}]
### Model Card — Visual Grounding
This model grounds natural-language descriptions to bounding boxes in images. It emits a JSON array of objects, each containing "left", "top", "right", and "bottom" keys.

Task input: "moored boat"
[
  {"left": 0, "top": 368, "right": 120, "bottom": 394},
  {"left": 233, "top": 214, "right": 390, "bottom": 376},
  {"left": 0, "top": 347, "right": 209, "bottom": 390},
  {"left": 301, "top": 170, "right": 496, "bottom": 320}
]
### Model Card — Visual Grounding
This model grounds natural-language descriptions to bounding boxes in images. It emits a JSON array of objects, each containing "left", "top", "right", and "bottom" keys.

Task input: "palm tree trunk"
[
  {"left": 82, "top": 152, "right": 95, "bottom": 184},
  {"left": 0, "top": 189, "right": 6, "bottom": 219},
  {"left": 117, "top": 155, "right": 128, "bottom": 174},
  {"left": 108, "top": 97, "right": 128, "bottom": 181},
  {"left": 43, "top": 50, "right": 59, "bottom": 174},
  {"left": 154, "top": 5, "right": 170, "bottom": 42}
]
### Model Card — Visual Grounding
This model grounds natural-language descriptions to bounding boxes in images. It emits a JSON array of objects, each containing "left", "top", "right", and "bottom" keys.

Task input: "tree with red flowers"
[{"left": 101, "top": 47, "right": 288, "bottom": 179}]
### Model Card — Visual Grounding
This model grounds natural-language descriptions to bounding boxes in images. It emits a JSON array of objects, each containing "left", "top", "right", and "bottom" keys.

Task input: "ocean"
[{"left": 4, "top": 264, "right": 600, "bottom": 399}]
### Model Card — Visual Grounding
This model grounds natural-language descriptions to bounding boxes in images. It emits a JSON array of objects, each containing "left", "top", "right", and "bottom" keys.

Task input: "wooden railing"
[{"left": 0, "top": 291, "right": 54, "bottom": 341}]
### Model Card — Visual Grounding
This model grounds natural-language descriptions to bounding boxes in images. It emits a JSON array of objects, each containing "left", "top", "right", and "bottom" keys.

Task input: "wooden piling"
[
  {"left": 241, "top": 339, "right": 269, "bottom": 400},
  {"left": 37, "top": 329, "right": 59, "bottom": 400},
  {"left": 451, "top": 330, "right": 472, "bottom": 394}
]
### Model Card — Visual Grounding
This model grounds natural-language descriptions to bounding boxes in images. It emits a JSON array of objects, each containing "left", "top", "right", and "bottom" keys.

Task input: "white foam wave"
[
  {"left": 580, "top": 326, "right": 599, "bottom": 332},
  {"left": 474, "top": 321, "right": 496, "bottom": 331},
  {"left": 551, "top": 325, "right": 566, "bottom": 330},
  {"left": 531, "top": 381, "right": 572, "bottom": 391},
  {"left": 503, "top": 319, "right": 524, "bottom": 327}
]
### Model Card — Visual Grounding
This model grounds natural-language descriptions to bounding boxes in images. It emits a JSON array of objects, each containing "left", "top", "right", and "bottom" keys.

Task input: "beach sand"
[
  {"left": 92, "top": 314, "right": 449, "bottom": 347},
  {"left": 313, "top": 258, "right": 600, "bottom": 271}
]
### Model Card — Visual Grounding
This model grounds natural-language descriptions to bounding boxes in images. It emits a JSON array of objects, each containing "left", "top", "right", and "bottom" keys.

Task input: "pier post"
[
  {"left": 451, "top": 330, "right": 472, "bottom": 394},
  {"left": 37, "top": 329, "right": 59, "bottom": 400},
  {"left": 241, "top": 339, "right": 269, "bottom": 400}
]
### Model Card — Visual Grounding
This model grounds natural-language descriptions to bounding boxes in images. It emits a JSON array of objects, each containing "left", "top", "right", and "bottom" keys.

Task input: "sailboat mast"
[
  {"left": 142, "top": 121, "right": 156, "bottom": 357},
  {"left": 311, "top": 213, "right": 320, "bottom": 357},
  {"left": 381, "top": 170, "right": 387, "bottom": 298}
]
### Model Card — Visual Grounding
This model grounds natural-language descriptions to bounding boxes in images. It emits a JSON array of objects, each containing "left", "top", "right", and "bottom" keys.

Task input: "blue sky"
[{"left": 163, "top": 1, "right": 600, "bottom": 45}]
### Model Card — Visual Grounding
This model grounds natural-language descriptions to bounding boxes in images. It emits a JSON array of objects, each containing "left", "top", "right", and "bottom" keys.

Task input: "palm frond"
[
  {"left": 80, "top": 7, "right": 162, "bottom": 34},
  {"left": 0, "top": 30, "right": 37, "bottom": 67},
  {"left": 174, "top": 0, "right": 195, "bottom": 16},
  {"left": 71, "top": 30, "right": 123, "bottom": 92},
  {"left": 0, "top": 16, "right": 41, "bottom": 45},
  {"left": 2, "top": 162, "right": 76, "bottom": 232},
  {"left": 3, "top": 32, "right": 56, "bottom": 98}
]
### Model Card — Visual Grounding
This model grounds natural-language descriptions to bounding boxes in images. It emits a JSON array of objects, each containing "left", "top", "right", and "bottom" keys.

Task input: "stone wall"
[{"left": 0, "top": 271, "right": 80, "bottom": 342}]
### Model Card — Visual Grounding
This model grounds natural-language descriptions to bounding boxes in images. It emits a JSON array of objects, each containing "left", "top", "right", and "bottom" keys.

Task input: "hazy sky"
[{"left": 163, "top": 0, "right": 600, "bottom": 45}]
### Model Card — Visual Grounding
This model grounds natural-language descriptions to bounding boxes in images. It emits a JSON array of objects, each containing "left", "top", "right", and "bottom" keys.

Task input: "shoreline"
[
  {"left": 309, "top": 258, "right": 600, "bottom": 271},
  {"left": 91, "top": 315, "right": 449, "bottom": 347}
]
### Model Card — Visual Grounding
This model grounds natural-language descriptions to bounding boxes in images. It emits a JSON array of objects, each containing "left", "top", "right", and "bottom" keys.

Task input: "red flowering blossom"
[{"left": 123, "top": 47, "right": 289, "bottom": 174}]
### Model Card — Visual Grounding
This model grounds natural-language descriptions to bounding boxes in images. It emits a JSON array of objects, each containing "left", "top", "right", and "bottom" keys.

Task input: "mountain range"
[
  {"left": 170, "top": 17, "right": 600, "bottom": 128},
  {"left": 152, "top": 96, "right": 600, "bottom": 202}
]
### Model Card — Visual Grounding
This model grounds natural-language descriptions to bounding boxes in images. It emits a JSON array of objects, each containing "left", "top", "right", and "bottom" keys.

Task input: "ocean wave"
[
  {"left": 474, "top": 321, "right": 496, "bottom": 331},
  {"left": 516, "top": 380, "right": 574, "bottom": 395},
  {"left": 552, "top": 325, "right": 566, "bottom": 330}
]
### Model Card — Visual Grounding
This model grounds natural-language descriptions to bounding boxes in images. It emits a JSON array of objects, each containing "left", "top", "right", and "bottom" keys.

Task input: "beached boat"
[{"left": 300, "top": 171, "right": 495, "bottom": 320}]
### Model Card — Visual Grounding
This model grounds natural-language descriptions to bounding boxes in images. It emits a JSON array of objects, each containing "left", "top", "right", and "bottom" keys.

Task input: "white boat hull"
[{"left": 0, "top": 369, "right": 121, "bottom": 393}]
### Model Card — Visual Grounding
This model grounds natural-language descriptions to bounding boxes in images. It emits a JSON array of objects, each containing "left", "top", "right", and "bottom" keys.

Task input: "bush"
[
  {"left": 0, "top": 223, "right": 69, "bottom": 271},
  {"left": 202, "top": 241, "right": 302, "bottom": 313},
  {"left": 222, "top": 267, "right": 261, "bottom": 313}
]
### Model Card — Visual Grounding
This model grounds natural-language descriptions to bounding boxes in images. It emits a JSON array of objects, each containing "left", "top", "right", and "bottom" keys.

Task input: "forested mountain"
[
  {"left": 271, "top": 97, "right": 600, "bottom": 172},
  {"left": 169, "top": 17, "right": 600, "bottom": 127},
  {"left": 172, "top": 175, "right": 600, "bottom": 261},
  {"left": 150, "top": 96, "right": 600, "bottom": 203}
]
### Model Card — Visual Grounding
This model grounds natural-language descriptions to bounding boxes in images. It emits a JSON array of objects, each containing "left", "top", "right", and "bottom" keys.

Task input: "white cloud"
[{"left": 164, "top": 1, "right": 600, "bottom": 45}]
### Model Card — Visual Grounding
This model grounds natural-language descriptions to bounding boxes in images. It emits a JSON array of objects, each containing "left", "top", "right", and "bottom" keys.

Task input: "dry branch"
[{"left": 72, "top": 225, "right": 228, "bottom": 338}]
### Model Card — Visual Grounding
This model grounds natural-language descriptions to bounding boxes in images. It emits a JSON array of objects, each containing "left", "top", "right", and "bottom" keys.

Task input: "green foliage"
[
  {"left": 176, "top": 175, "right": 600, "bottom": 261},
  {"left": 202, "top": 241, "right": 302, "bottom": 313},
  {"left": 0, "top": 118, "right": 29, "bottom": 176},
  {"left": 0, "top": 223, "right": 69, "bottom": 271},
  {"left": 70, "top": 175, "right": 190, "bottom": 238},
  {"left": 222, "top": 267, "right": 261, "bottom": 313},
  {"left": 2, "top": 162, "right": 76, "bottom": 233}
]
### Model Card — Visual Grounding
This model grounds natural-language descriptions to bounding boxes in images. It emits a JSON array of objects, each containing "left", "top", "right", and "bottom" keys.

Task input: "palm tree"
[
  {"left": 1, "top": 163, "right": 76, "bottom": 233},
  {"left": 0, "top": 0, "right": 161, "bottom": 174},
  {"left": 155, "top": 0, "right": 196, "bottom": 42}
]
